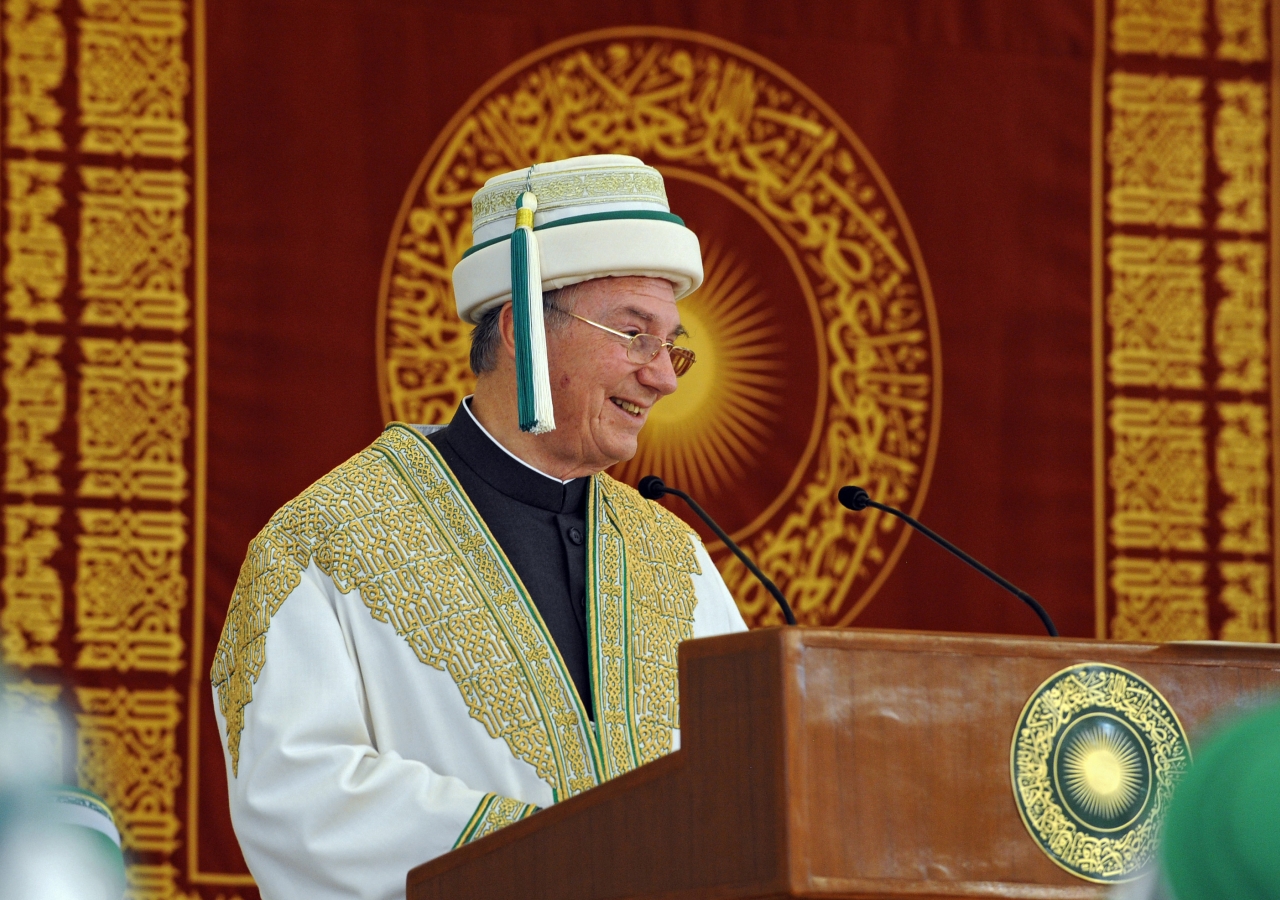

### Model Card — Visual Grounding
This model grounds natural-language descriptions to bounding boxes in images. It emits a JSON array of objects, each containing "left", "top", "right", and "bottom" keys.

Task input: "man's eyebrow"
[
  {"left": 617, "top": 305, "right": 686, "bottom": 338},
  {"left": 619, "top": 305, "right": 655, "bottom": 323}
]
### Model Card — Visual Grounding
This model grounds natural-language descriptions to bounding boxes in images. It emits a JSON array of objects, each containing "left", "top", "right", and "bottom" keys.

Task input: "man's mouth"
[{"left": 611, "top": 398, "right": 645, "bottom": 417}]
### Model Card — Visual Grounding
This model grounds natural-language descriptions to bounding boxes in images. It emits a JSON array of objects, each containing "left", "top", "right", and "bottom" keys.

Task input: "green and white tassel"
[{"left": 510, "top": 190, "right": 555, "bottom": 433}]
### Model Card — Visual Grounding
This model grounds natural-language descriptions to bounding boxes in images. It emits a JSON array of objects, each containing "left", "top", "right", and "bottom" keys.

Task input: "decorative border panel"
[
  {"left": 0, "top": 1, "right": 225, "bottom": 897},
  {"left": 1094, "top": 0, "right": 1278, "bottom": 640}
]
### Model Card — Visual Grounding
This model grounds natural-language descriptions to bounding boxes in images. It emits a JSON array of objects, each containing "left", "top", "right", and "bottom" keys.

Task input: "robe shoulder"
[{"left": 210, "top": 427, "right": 422, "bottom": 773}]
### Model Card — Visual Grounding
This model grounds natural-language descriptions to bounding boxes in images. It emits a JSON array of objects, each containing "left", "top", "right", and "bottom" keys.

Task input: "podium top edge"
[{"left": 684, "top": 626, "right": 1280, "bottom": 667}]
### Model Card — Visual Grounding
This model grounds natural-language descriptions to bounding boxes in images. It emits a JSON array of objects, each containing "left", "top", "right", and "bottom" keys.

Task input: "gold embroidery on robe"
[
  {"left": 376, "top": 426, "right": 601, "bottom": 796},
  {"left": 589, "top": 475, "right": 701, "bottom": 778},
  {"left": 211, "top": 429, "right": 586, "bottom": 792},
  {"left": 212, "top": 424, "right": 702, "bottom": 797},
  {"left": 453, "top": 793, "right": 538, "bottom": 848}
]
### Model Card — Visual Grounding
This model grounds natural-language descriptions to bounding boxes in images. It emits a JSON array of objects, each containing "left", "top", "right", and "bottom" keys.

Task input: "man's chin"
[{"left": 600, "top": 435, "right": 640, "bottom": 468}]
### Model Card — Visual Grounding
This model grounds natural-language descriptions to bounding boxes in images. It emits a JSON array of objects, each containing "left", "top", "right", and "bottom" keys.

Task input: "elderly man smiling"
[{"left": 211, "top": 156, "right": 747, "bottom": 900}]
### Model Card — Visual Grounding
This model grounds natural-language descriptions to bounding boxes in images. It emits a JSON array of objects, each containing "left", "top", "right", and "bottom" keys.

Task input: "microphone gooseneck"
[
  {"left": 838, "top": 485, "right": 1059, "bottom": 638},
  {"left": 637, "top": 476, "right": 797, "bottom": 626}
]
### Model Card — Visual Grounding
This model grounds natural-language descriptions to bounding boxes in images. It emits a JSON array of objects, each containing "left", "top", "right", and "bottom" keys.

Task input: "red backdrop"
[
  {"left": 3, "top": 2, "right": 1274, "bottom": 897},
  {"left": 215, "top": 1, "right": 1099, "bottom": 888}
]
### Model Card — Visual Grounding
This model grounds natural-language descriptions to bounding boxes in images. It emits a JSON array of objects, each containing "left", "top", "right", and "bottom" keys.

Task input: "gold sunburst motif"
[
  {"left": 1011, "top": 663, "right": 1191, "bottom": 883},
  {"left": 376, "top": 29, "right": 942, "bottom": 626},
  {"left": 1060, "top": 718, "right": 1145, "bottom": 821},
  {"left": 611, "top": 240, "right": 785, "bottom": 498}
]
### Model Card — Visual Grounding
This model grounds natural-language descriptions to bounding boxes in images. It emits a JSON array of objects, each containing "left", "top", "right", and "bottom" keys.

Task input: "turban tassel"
[{"left": 510, "top": 191, "right": 555, "bottom": 433}]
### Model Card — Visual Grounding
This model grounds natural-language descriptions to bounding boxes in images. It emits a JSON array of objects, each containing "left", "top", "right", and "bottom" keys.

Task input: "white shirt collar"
[{"left": 463, "top": 396, "right": 577, "bottom": 485}]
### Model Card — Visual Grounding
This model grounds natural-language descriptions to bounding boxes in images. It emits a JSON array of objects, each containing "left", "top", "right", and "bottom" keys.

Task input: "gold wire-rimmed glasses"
[{"left": 567, "top": 313, "right": 697, "bottom": 376}]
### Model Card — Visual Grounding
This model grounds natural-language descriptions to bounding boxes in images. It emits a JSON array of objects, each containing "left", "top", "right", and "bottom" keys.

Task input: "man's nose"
[{"left": 638, "top": 348, "right": 679, "bottom": 395}]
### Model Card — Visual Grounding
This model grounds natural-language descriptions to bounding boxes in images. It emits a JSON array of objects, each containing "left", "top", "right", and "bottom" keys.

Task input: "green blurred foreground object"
[
  {"left": 1161, "top": 701, "right": 1280, "bottom": 900},
  {"left": 0, "top": 678, "right": 125, "bottom": 899},
  {"left": 0, "top": 785, "right": 126, "bottom": 900}
]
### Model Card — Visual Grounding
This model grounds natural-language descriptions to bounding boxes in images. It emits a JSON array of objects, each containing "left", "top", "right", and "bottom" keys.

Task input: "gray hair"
[{"left": 469, "top": 283, "right": 580, "bottom": 375}]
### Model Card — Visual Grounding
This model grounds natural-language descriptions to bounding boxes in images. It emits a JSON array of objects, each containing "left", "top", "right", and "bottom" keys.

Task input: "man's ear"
[{"left": 497, "top": 302, "right": 517, "bottom": 360}]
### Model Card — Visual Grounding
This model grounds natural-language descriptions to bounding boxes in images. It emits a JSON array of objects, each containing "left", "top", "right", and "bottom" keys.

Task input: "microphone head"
[
  {"left": 838, "top": 485, "right": 872, "bottom": 511},
  {"left": 637, "top": 475, "right": 668, "bottom": 500}
]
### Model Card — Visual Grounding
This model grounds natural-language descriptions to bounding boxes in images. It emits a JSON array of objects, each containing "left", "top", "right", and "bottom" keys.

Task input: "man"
[{"left": 211, "top": 155, "right": 748, "bottom": 900}]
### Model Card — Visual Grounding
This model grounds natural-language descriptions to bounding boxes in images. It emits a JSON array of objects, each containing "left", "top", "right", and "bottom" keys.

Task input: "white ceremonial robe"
[{"left": 211, "top": 423, "right": 747, "bottom": 900}]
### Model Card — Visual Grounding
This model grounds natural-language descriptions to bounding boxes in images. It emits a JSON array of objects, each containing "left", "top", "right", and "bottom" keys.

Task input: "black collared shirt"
[{"left": 426, "top": 400, "right": 593, "bottom": 717}]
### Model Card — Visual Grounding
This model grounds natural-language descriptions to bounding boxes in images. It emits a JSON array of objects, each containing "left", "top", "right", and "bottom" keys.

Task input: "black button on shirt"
[{"left": 426, "top": 400, "right": 593, "bottom": 717}]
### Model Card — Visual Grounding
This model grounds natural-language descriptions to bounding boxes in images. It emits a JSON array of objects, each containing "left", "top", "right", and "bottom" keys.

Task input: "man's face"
[{"left": 542, "top": 276, "right": 681, "bottom": 473}]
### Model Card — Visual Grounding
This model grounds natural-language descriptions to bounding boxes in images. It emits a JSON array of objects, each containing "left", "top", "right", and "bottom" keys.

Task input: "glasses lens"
[
  {"left": 624, "top": 334, "right": 696, "bottom": 377},
  {"left": 669, "top": 347, "right": 696, "bottom": 376},
  {"left": 627, "top": 334, "right": 663, "bottom": 365}
]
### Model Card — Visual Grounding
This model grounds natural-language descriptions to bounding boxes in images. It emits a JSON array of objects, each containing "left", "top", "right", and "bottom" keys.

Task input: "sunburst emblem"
[
  {"left": 1057, "top": 714, "right": 1148, "bottom": 827},
  {"left": 1011, "top": 663, "right": 1191, "bottom": 883},
  {"left": 376, "top": 29, "right": 944, "bottom": 625},
  {"left": 611, "top": 240, "right": 785, "bottom": 498}
]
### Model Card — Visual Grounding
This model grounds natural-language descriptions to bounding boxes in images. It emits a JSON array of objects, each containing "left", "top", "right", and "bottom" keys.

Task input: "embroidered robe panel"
[{"left": 210, "top": 425, "right": 747, "bottom": 900}]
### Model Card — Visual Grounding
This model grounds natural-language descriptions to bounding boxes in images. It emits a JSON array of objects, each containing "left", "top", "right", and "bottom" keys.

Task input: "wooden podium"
[{"left": 407, "top": 628, "right": 1280, "bottom": 900}]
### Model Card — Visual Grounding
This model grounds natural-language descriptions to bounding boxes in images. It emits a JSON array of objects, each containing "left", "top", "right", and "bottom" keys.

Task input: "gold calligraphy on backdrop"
[
  {"left": 1, "top": 0, "right": 219, "bottom": 898},
  {"left": 1094, "top": 0, "right": 1277, "bottom": 641},
  {"left": 377, "top": 28, "right": 941, "bottom": 625}
]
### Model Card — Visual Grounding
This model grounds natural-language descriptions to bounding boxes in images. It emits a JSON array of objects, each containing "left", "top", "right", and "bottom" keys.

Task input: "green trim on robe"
[
  {"left": 376, "top": 425, "right": 603, "bottom": 797},
  {"left": 453, "top": 793, "right": 539, "bottom": 848},
  {"left": 212, "top": 422, "right": 702, "bottom": 805}
]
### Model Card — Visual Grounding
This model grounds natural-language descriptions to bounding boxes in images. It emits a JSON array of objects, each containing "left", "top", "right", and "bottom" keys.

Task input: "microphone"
[
  {"left": 838, "top": 486, "right": 1059, "bottom": 637},
  {"left": 638, "top": 475, "right": 797, "bottom": 625}
]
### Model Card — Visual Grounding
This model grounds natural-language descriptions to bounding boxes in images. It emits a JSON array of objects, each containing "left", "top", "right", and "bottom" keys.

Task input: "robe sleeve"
[
  {"left": 690, "top": 539, "right": 750, "bottom": 637},
  {"left": 214, "top": 563, "right": 535, "bottom": 900}
]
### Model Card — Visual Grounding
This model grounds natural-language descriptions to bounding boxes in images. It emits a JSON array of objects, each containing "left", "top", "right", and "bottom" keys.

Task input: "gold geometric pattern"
[
  {"left": 75, "top": 507, "right": 187, "bottom": 673},
  {"left": 590, "top": 474, "right": 699, "bottom": 776},
  {"left": 470, "top": 167, "right": 667, "bottom": 231},
  {"left": 4, "top": 158, "right": 67, "bottom": 323},
  {"left": 1106, "top": 235, "right": 1204, "bottom": 388},
  {"left": 1096, "top": 3, "right": 1275, "bottom": 642},
  {"left": 77, "top": 337, "right": 190, "bottom": 502},
  {"left": 79, "top": 166, "right": 191, "bottom": 330},
  {"left": 1, "top": 502, "right": 63, "bottom": 667},
  {"left": 3, "top": 331, "right": 65, "bottom": 495},
  {"left": 212, "top": 422, "right": 706, "bottom": 822},
  {"left": 1106, "top": 73, "right": 1206, "bottom": 227},
  {"left": 1214, "top": 240, "right": 1268, "bottom": 391},
  {"left": 454, "top": 793, "right": 538, "bottom": 847},
  {"left": 1111, "top": 0, "right": 1206, "bottom": 57},
  {"left": 1111, "top": 557, "right": 1209, "bottom": 641},
  {"left": 211, "top": 433, "right": 586, "bottom": 793},
  {"left": 78, "top": 0, "right": 190, "bottom": 159},
  {"left": 366, "top": 427, "right": 598, "bottom": 796},
  {"left": 1219, "top": 560, "right": 1272, "bottom": 641},
  {"left": 1215, "top": 401, "right": 1270, "bottom": 555},
  {"left": 1216, "top": 0, "right": 1270, "bottom": 62},
  {"left": 1214, "top": 80, "right": 1268, "bottom": 232},
  {"left": 76, "top": 685, "right": 184, "bottom": 854},
  {"left": 1108, "top": 398, "right": 1207, "bottom": 552},
  {"left": 378, "top": 30, "right": 939, "bottom": 627},
  {"left": 3, "top": 0, "right": 203, "bottom": 895},
  {"left": 124, "top": 864, "right": 201, "bottom": 900},
  {"left": 2, "top": 0, "right": 68, "bottom": 151}
]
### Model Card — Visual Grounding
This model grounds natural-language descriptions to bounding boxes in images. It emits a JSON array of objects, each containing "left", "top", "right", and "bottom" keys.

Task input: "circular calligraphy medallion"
[
  {"left": 1010, "top": 664, "right": 1191, "bottom": 883},
  {"left": 376, "top": 27, "right": 941, "bottom": 626}
]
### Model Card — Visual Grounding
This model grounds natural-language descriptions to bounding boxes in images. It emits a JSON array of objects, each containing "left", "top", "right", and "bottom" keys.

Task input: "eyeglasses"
[{"left": 567, "top": 313, "right": 696, "bottom": 376}]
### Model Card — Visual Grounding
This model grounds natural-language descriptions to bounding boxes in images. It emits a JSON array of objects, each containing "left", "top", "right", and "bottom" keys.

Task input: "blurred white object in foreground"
[{"left": 0, "top": 673, "right": 126, "bottom": 900}]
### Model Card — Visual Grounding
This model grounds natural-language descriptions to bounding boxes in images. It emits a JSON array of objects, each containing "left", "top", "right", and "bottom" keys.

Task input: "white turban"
[{"left": 451, "top": 155, "right": 703, "bottom": 324}]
